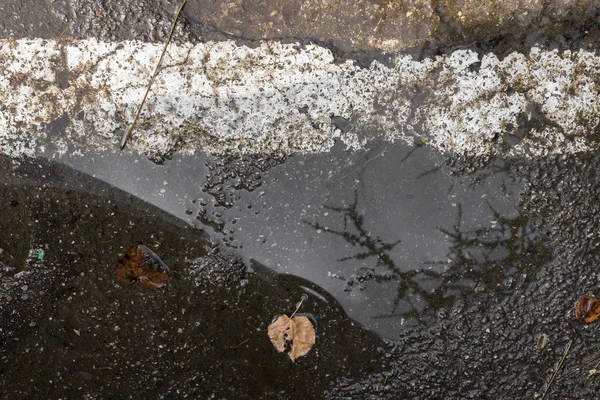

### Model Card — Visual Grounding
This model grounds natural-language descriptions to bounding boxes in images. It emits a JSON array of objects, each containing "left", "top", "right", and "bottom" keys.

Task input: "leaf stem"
[
  {"left": 290, "top": 294, "right": 308, "bottom": 318},
  {"left": 232, "top": 338, "right": 249, "bottom": 349}
]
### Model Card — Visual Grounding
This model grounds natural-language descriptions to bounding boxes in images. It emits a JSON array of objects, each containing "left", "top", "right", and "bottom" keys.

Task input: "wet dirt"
[{"left": 0, "top": 156, "right": 386, "bottom": 399}]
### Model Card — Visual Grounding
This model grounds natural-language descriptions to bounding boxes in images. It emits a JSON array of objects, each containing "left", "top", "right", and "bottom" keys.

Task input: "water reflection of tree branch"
[
  {"left": 306, "top": 191, "right": 401, "bottom": 272},
  {"left": 432, "top": 202, "right": 549, "bottom": 295},
  {"left": 305, "top": 191, "right": 443, "bottom": 321},
  {"left": 446, "top": 154, "right": 512, "bottom": 189},
  {"left": 306, "top": 192, "right": 550, "bottom": 324}
]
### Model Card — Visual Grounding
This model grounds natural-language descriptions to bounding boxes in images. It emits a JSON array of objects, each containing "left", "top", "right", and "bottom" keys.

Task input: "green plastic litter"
[{"left": 28, "top": 249, "right": 45, "bottom": 260}]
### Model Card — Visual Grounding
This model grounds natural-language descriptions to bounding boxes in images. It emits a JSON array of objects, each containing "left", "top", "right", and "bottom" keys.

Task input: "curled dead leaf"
[
  {"left": 268, "top": 314, "right": 315, "bottom": 362},
  {"left": 115, "top": 242, "right": 170, "bottom": 289},
  {"left": 575, "top": 295, "right": 600, "bottom": 323}
]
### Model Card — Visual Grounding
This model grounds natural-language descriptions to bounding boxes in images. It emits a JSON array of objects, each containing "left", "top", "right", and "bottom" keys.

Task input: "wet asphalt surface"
[
  {"left": 3, "top": 0, "right": 600, "bottom": 399},
  {"left": 4, "top": 144, "right": 600, "bottom": 399}
]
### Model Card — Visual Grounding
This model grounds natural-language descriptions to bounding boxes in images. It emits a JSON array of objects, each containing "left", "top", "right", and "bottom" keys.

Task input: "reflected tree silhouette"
[{"left": 306, "top": 191, "right": 551, "bottom": 324}]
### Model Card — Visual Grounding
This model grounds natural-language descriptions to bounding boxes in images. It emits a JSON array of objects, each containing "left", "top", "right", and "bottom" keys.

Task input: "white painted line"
[{"left": 0, "top": 38, "right": 598, "bottom": 158}]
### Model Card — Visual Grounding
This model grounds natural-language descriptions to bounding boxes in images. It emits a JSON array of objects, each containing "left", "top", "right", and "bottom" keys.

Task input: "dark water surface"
[{"left": 43, "top": 139, "right": 539, "bottom": 339}]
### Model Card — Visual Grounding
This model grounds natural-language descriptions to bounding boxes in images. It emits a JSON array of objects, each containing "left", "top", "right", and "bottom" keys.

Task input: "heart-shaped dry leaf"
[
  {"left": 575, "top": 295, "right": 600, "bottom": 323},
  {"left": 268, "top": 314, "right": 315, "bottom": 362}
]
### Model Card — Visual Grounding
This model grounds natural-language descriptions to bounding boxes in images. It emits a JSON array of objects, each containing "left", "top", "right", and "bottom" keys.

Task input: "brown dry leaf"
[
  {"left": 115, "top": 242, "right": 143, "bottom": 285},
  {"left": 115, "top": 242, "right": 170, "bottom": 289},
  {"left": 575, "top": 295, "right": 600, "bottom": 323},
  {"left": 268, "top": 314, "right": 316, "bottom": 362}
]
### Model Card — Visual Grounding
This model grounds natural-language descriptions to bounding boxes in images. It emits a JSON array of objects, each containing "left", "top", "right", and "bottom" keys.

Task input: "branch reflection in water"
[{"left": 305, "top": 191, "right": 551, "bottom": 325}]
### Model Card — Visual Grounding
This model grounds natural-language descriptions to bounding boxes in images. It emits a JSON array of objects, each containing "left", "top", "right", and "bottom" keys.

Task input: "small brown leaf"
[
  {"left": 115, "top": 242, "right": 143, "bottom": 285},
  {"left": 268, "top": 314, "right": 316, "bottom": 362},
  {"left": 575, "top": 296, "right": 600, "bottom": 323},
  {"left": 115, "top": 242, "right": 170, "bottom": 289}
]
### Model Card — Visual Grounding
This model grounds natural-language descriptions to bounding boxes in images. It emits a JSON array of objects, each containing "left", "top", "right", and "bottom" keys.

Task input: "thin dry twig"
[
  {"left": 558, "top": 347, "right": 600, "bottom": 381},
  {"left": 542, "top": 339, "right": 573, "bottom": 399},
  {"left": 119, "top": 0, "right": 188, "bottom": 151}
]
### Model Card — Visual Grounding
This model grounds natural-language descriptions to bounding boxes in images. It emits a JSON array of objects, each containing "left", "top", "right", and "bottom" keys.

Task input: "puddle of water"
[
  {"left": 207, "top": 141, "right": 536, "bottom": 336},
  {"left": 43, "top": 139, "right": 543, "bottom": 339}
]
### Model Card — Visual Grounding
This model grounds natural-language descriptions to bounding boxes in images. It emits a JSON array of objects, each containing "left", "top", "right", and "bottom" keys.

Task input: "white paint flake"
[{"left": 0, "top": 38, "right": 599, "bottom": 158}]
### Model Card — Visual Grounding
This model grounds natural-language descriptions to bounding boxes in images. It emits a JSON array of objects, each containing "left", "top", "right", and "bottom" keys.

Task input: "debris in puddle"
[
  {"left": 232, "top": 338, "right": 250, "bottom": 349},
  {"left": 558, "top": 349, "right": 600, "bottom": 382},
  {"left": 574, "top": 296, "right": 600, "bottom": 323},
  {"left": 268, "top": 314, "right": 316, "bottom": 362},
  {"left": 27, "top": 249, "right": 45, "bottom": 260},
  {"left": 268, "top": 294, "right": 315, "bottom": 362},
  {"left": 115, "top": 242, "right": 170, "bottom": 289}
]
